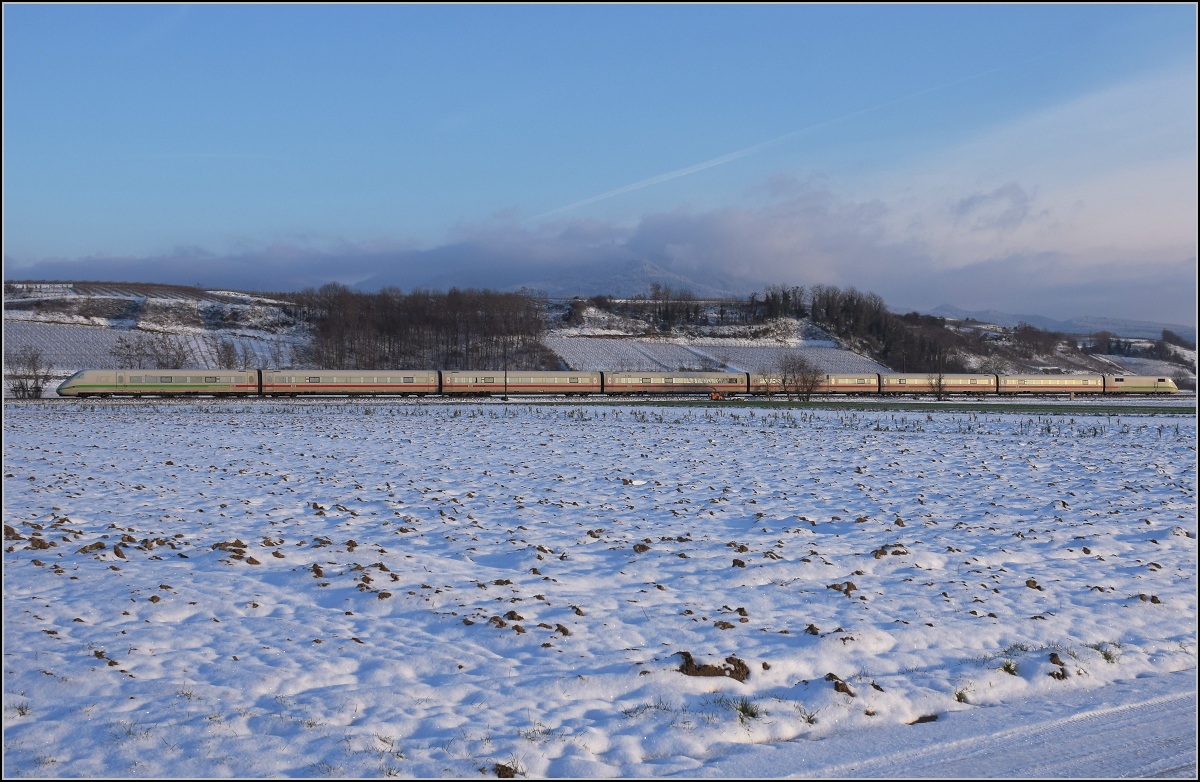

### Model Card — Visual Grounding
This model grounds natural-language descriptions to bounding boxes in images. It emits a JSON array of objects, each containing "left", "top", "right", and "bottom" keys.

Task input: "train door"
[{"left": 117, "top": 373, "right": 124, "bottom": 393}]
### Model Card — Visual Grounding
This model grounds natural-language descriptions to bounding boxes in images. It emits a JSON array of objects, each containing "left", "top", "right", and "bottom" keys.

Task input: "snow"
[
  {"left": 1098, "top": 354, "right": 1193, "bottom": 379},
  {"left": 697, "top": 669, "right": 1196, "bottom": 778},
  {"left": 541, "top": 313, "right": 889, "bottom": 374},
  {"left": 3, "top": 321, "right": 303, "bottom": 376},
  {"left": 543, "top": 336, "right": 887, "bottom": 374},
  {"left": 3, "top": 398, "right": 1196, "bottom": 778}
]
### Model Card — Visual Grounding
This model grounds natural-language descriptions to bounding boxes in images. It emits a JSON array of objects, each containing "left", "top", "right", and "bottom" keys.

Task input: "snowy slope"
[
  {"left": 543, "top": 336, "right": 889, "bottom": 374},
  {"left": 3, "top": 320, "right": 299, "bottom": 376}
]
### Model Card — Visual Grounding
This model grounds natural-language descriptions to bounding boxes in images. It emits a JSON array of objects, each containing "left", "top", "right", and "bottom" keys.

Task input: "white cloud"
[{"left": 867, "top": 68, "right": 1196, "bottom": 274}]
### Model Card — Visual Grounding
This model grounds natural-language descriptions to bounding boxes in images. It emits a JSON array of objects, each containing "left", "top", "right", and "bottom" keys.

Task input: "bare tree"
[
  {"left": 146, "top": 333, "right": 191, "bottom": 369},
  {"left": 778, "top": 352, "right": 823, "bottom": 401},
  {"left": 266, "top": 338, "right": 291, "bottom": 369},
  {"left": 926, "top": 350, "right": 952, "bottom": 399},
  {"left": 210, "top": 336, "right": 240, "bottom": 368},
  {"left": 926, "top": 368, "right": 947, "bottom": 400},
  {"left": 237, "top": 340, "right": 259, "bottom": 369},
  {"left": 5, "top": 346, "right": 54, "bottom": 399},
  {"left": 112, "top": 334, "right": 151, "bottom": 369}
]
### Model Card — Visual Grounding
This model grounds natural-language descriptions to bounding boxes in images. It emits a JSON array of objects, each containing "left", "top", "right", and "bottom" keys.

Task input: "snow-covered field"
[
  {"left": 3, "top": 399, "right": 1196, "bottom": 778},
  {"left": 543, "top": 336, "right": 888, "bottom": 374}
]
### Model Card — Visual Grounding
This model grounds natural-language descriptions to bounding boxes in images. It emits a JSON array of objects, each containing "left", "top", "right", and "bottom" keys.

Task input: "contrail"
[{"left": 527, "top": 48, "right": 1078, "bottom": 223}]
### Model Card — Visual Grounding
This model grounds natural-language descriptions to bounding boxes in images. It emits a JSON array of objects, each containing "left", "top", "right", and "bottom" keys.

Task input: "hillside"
[
  {"left": 3, "top": 281, "right": 1195, "bottom": 393},
  {"left": 2, "top": 282, "right": 880, "bottom": 381},
  {"left": 930, "top": 304, "right": 1196, "bottom": 343},
  {"left": 3, "top": 282, "right": 307, "bottom": 381}
]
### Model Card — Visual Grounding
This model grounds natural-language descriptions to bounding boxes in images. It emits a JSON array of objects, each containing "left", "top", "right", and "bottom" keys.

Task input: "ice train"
[{"left": 55, "top": 369, "right": 1179, "bottom": 397}]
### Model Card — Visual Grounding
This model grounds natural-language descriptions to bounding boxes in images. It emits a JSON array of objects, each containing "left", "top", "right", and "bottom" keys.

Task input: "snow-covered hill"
[
  {"left": 4, "top": 283, "right": 886, "bottom": 382},
  {"left": 931, "top": 304, "right": 1195, "bottom": 343},
  {"left": 3, "top": 283, "right": 308, "bottom": 384}
]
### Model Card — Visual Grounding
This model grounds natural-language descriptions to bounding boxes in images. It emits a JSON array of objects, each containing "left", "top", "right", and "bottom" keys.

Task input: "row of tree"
[
  {"left": 284, "top": 283, "right": 556, "bottom": 370},
  {"left": 577, "top": 284, "right": 811, "bottom": 331},
  {"left": 1086, "top": 330, "right": 1194, "bottom": 366},
  {"left": 801, "top": 285, "right": 972, "bottom": 374}
]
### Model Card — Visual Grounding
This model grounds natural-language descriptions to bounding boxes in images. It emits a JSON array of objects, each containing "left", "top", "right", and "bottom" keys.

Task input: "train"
[{"left": 55, "top": 369, "right": 1179, "bottom": 398}]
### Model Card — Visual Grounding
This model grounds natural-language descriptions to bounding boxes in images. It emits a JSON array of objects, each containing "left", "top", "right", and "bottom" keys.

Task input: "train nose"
[{"left": 56, "top": 370, "right": 83, "bottom": 396}]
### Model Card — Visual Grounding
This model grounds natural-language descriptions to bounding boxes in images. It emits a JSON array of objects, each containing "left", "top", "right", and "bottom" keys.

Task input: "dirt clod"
[{"left": 677, "top": 651, "right": 750, "bottom": 682}]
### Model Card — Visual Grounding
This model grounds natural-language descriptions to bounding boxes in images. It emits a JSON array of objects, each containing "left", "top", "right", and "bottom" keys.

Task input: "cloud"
[
  {"left": 951, "top": 182, "right": 1037, "bottom": 235},
  {"left": 7, "top": 64, "right": 1195, "bottom": 328},
  {"left": 871, "top": 68, "right": 1197, "bottom": 274},
  {"left": 7, "top": 172, "right": 1194, "bottom": 326}
]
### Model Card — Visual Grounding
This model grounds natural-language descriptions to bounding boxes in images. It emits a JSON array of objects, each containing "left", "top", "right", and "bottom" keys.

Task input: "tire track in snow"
[
  {"left": 686, "top": 672, "right": 1197, "bottom": 779},
  {"left": 866, "top": 689, "right": 1198, "bottom": 779}
]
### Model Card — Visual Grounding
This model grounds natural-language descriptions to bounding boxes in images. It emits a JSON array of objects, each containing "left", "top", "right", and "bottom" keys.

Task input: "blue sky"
[{"left": 3, "top": 4, "right": 1196, "bottom": 324}]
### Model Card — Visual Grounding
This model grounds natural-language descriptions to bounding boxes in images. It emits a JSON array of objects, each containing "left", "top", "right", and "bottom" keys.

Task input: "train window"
[
  {"left": 857, "top": 378, "right": 866, "bottom": 384},
  {"left": 1115, "top": 377, "right": 1124, "bottom": 383},
  {"left": 898, "top": 378, "right": 906, "bottom": 385},
  {"left": 1018, "top": 379, "right": 1026, "bottom": 385},
  {"left": 569, "top": 377, "right": 579, "bottom": 383},
  {"left": 483, "top": 377, "right": 495, "bottom": 383},
  {"left": 204, "top": 376, "right": 218, "bottom": 383},
  {"left": 641, "top": 378, "right": 651, "bottom": 383},
  {"left": 664, "top": 378, "right": 673, "bottom": 384},
  {"left": 970, "top": 378, "right": 978, "bottom": 384},
  {"left": 403, "top": 377, "right": 414, "bottom": 383},
  {"left": 160, "top": 376, "right": 173, "bottom": 383},
  {"left": 307, "top": 377, "right": 321, "bottom": 383},
  {"left": 1158, "top": 378, "right": 1167, "bottom": 383}
]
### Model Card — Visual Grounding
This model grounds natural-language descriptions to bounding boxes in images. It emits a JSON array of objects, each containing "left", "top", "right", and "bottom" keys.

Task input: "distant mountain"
[
  {"left": 354, "top": 255, "right": 755, "bottom": 300},
  {"left": 491, "top": 258, "right": 756, "bottom": 300},
  {"left": 929, "top": 305, "right": 1195, "bottom": 343}
]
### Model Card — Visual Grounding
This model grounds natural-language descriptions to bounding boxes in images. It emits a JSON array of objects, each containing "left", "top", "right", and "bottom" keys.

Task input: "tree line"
[
  {"left": 575, "top": 283, "right": 809, "bottom": 331},
  {"left": 1085, "top": 330, "right": 1194, "bottom": 366},
  {"left": 284, "top": 283, "right": 557, "bottom": 370}
]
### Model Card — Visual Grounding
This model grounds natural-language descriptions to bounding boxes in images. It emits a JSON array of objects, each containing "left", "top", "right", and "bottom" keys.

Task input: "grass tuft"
[
  {"left": 733, "top": 697, "right": 761, "bottom": 723},
  {"left": 516, "top": 721, "right": 554, "bottom": 743},
  {"left": 1086, "top": 642, "right": 1121, "bottom": 664}
]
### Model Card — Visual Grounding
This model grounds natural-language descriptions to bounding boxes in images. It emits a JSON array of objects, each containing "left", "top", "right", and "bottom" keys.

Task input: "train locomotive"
[{"left": 55, "top": 369, "right": 1179, "bottom": 398}]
